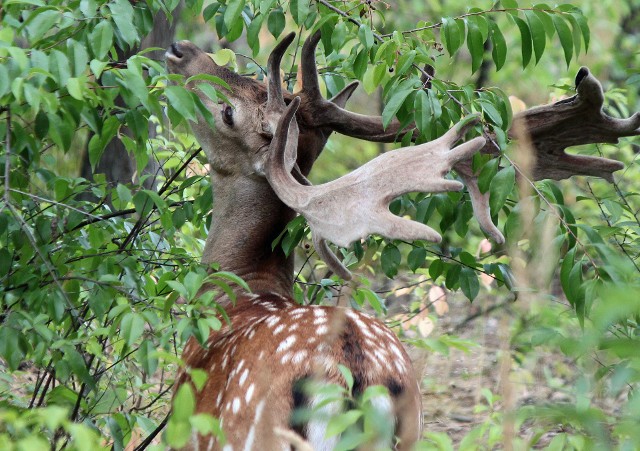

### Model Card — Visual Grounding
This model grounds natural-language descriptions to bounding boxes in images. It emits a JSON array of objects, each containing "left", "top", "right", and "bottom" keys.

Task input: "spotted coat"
[{"left": 176, "top": 292, "right": 422, "bottom": 451}]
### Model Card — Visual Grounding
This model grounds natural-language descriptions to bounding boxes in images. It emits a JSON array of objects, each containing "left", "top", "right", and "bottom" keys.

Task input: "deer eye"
[{"left": 222, "top": 105, "right": 234, "bottom": 126}]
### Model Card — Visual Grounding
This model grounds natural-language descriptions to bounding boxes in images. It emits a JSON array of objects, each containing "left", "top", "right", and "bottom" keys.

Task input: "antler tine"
[
  {"left": 510, "top": 66, "right": 637, "bottom": 182},
  {"left": 266, "top": 112, "right": 486, "bottom": 279},
  {"left": 267, "top": 32, "right": 296, "bottom": 110},
  {"left": 300, "top": 31, "right": 322, "bottom": 98},
  {"left": 453, "top": 160, "right": 505, "bottom": 244},
  {"left": 299, "top": 31, "right": 359, "bottom": 108}
]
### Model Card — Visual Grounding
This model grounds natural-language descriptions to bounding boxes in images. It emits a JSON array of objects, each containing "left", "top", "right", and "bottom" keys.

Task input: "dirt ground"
[{"left": 406, "top": 292, "right": 573, "bottom": 447}]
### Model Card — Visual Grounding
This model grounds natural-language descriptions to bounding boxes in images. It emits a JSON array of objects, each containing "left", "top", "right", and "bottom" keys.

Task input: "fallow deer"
[{"left": 166, "top": 29, "right": 638, "bottom": 450}]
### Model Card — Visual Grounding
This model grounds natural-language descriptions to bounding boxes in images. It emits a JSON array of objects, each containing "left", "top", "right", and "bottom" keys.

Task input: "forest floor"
[{"left": 407, "top": 290, "right": 619, "bottom": 448}]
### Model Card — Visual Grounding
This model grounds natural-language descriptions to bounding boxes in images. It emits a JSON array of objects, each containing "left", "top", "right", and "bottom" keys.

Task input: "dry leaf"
[{"left": 429, "top": 285, "right": 448, "bottom": 316}]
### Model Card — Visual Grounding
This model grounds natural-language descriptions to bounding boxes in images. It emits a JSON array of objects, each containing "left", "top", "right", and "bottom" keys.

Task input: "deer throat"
[{"left": 202, "top": 172, "right": 296, "bottom": 297}]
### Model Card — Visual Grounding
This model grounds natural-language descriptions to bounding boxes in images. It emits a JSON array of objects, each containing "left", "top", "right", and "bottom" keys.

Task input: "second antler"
[{"left": 266, "top": 98, "right": 485, "bottom": 280}]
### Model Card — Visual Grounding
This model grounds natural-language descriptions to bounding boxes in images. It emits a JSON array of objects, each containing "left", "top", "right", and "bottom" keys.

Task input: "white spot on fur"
[
  {"left": 313, "top": 308, "right": 326, "bottom": 317},
  {"left": 374, "top": 349, "right": 388, "bottom": 363},
  {"left": 316, "top": 324, "right": 328, "bottom": 335},
  {"left": 232, "top": 397, "right": 240, "bottom": 414},
  {"left": 216, "top": 392, "right": 223, "bottom": 407},
  {"left": 280, "top": 352, "right": 293, "bottom": 364},
  {"left": 239, "top": 368, "right": 249, "bottom": 386},
  {"left": 266, "top": 315, "right": 281, "bottom": 328},
  {"left": 245, "top": 383, "right": 255, "bottom": 403},
  {"left": 313, "top": 317, "right": 327, "bottom": 325},
  {"left": 276, "top": 335, "right": 296, "bottom": 353},
  {"left": 273, "top": 324, "right": 285, "bottom": 335},
  {"left": 222, "top": 444, "right": 233, "bottom": 451},
  {"left": 389, "top": 343, "right": 404, "bottom": 361},
  {"left": 292, "top": 350, "right": 307, "bottom": 364},
  {"left": 288, "top": 323, "right": 299, "bottom": 331},
  {"left": 243, "top": 399, "right": 265, "bottom": 451}
]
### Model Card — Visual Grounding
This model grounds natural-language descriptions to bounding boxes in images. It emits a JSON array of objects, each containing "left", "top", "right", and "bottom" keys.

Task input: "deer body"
[
  {"left": 167, "top": 34, "right": 424, "bottom": 449},
  {"left": 166, "top": 27, "right": 634, "bottom": 450}
]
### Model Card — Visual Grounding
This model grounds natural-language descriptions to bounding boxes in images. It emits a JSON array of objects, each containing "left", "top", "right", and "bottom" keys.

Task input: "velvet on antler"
[
  {"left": 266, "top": 96, "right": 486, "bottom": 279},
  {"left": 508, "top": 67, "right": 639, "bottom": 182}
]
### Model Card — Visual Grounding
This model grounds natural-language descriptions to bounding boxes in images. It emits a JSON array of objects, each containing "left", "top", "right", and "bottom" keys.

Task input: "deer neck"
[{"left": 202, "top": 171, "right": 296, "bottom": 299}]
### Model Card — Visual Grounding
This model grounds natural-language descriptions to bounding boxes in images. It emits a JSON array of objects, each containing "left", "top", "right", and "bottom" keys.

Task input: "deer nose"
[{"left": 170, "top": 42, "right": 183, "bottom": 58}]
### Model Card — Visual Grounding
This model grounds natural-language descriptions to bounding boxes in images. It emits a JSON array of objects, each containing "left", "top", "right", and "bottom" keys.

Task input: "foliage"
[{"left": 0, "top": 0, "right": 639, "bottom": 448}]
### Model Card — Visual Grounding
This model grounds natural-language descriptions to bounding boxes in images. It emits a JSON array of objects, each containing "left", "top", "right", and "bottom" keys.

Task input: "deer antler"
[
  {"left": 266, "top": 97, "right": 485, "bottom": 279},
  {"left": 459, "top": 68, "right": 640, "bottom": 243},
  {"left": 506, "top": 67, "right": 639, "bottom": 182},
  {"left": 296, "top": 31, "right": 412, "bottom": 142}
]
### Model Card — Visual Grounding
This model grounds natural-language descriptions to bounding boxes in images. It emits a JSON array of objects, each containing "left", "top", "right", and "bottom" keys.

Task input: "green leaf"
[
  {"left": 489, "top": 22, "right": 507, "bottom": 69},
  {"left": 460, "top": 267, "right": 479, "bottom": 301},
  {"left": 49, "top": 49, "right": 71, "bottom": 85},
  {"left": 353, "top": 47, "right": 368, "bottom": 80},
  {"left": 120, "top": 312, "right": 144, "bottom": 346},
  {"left": 477, "top": 99, "right": 503, "bottom": 127},
  {"left": 489, "top": 165, "right": 515, "bottom": 216},
  {"left": 203, "top": 2, "right": 221, "bottom": 22},
  {"left": 408, "top": 247, "right": 427, "bottom": 272},
  {"left": 381, "top": 244, "right": 401, "bottom": 278},
  {"left": 267, "top": 8, "right": 285, "bottom": 38},
  {"left": 477, "top": 158, "right": 499, "bottom": 194},
  {"left": 326, "top": 411, "right": 363, "bottom": 438},
  {"left": 67, "top": 77, "right": 84, "bottom": 100},
  {"left": 512, "top": 16, "right": 532, "bottom": 68},
  {"left": 173, "top": 385, "right": 196, "bottom": 422},
  {"left": 396, "top": 50, "right": 416, "bottom": 77},
  {"left": 337, "top": 364, "right": 354, "bottom": 392},
  {"left": 382, "top": 87, "right": 414, "bottom": 129},
  {"left": 524, "top": 10, "right": 546, "bottom": 64},
  {"left": 0, "top": 64, "right": 9, "bottom": 97},
  {"left": 247, "top": 13, "right": 264, "bottom": 56},
  {"left": 466, "top": 19, "right": 484, "bottom": 74},
  {"left": 109, "top": 0, "right": 139, "bottom": 48},
  {"left": 358, "top": 24, "right": 374, "bottom": 49},
  {"left": 570, "top": 10, "right": 590, "bottom": 52},
  {"left": 441, "top": 17, "right": 463, "bottom": 57},
  {"left": 224, "top": 0, "right": 245, "bottom": 31},
  {"left": 291, "top": 0, "right": 310, "bottom": 25},
  {"left": 89, "top": 20, "right": 114, "bottom": 59},
  {"left": 414, "top": 90, "right": 432, "bottom": 136},
  {"left": 552, "top": 14, "right": 573, "bottom": 67},
  {"left": 532, "top": 6, "right": 556, "bottom": 38},
  {"left": 165, "top": 86, "right": 197, "bottom": 122}
]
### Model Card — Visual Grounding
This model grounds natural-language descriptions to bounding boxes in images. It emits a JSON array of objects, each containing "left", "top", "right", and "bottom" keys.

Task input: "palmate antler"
[
  {"left": 508, "top": 67, "right": 639, "bottom": 181},
  {"left": 265, "top": 98, "right": 485, "bottom": 279}
]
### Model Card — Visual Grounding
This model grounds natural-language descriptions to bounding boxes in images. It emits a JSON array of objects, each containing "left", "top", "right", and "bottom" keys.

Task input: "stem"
[{"left": 3, "top": 108, "right": 11, "bottom": 206}]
